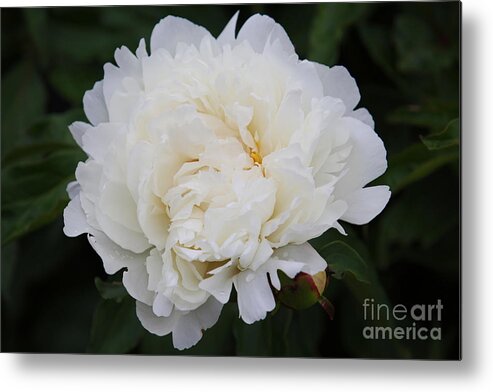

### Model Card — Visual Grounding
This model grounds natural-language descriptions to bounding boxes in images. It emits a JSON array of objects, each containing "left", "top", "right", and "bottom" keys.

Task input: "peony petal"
[
  {"left": 333, "top": 117, "right": 388, "bottom": 197},
  {"left": 146, "top": 249, "right": 163, "bottom": 291},
  {"left": 350, "top": 107, "right": 375, "bottom": 129},
  {"left": 199, "top": 265, "right": 235, "bottom": 304},
  {"left": 114, "top": 45, "right": 141, "bottom": 78},
  {"left": 137, "top": 182, "right": 169, "bottom": 251},
  {"left": 107, "top": 90, "right": 143, "bottom": 124},
  {"left": 123, "top": 261, "right": 154, "bottom": 306},
  {"left": 63, "top": 195, "right": 92, "bottom": 237},
  {"left": 66, "top": 181, "right": 80, "bottom": 200},
  {"left": 172, "top": 297, "right": 222, "bottom": 350},
  {"left": 273, "top": 242, "right": 327, "bottom": 275},
  {"left": 235, "top": 270, "right": 276, "bottom": 324},
  {"left": 95, "top": 207, "right": 150, "bottom": 254},
  {"left": 267, "top": 89, "right": 304, "bottom": 149},
  {"left": 152, "top": 293, "right": 173, "bottom": 317},
  {"left": 237, "top": 14, "right": 295, "bottom": 55},
  {"left": 223, "top": 103, "right": 255, "bottom": 150},
  {"left": 98, "top": 181, "right": 140, "bottom": 232},
  {"left": 341, "top": 185, "right": 391, "bottom": 225},
  {"left": 101, "top": 46, "right": 144, "bottom": 123},
  {"left": 170, "top": 286, "right": 208, "bottom": 312},
  {"left": 83, "top": 80, "right": 109, "bottom": 126},
  {"left": 75, "top": 160, "right": 102, "bottom": 202},
  {"left": 265, "top": 259, "right": 305, "bottom": 290},
  {"left": 248, "top": 239, "right": 274, "bottom": 271},
  {"left": 217, "top": 11, "right": 239, "bottom": 45},
  {"left": 68, "top": 121, "right": 91, "bottom": 149},
  {"left": 193, "top": 296, "right": 223, "bottom": 330},
  {"left": 126, "top": 141, "right": 153, "bottom": 200},
  {"left": 136, "top": 301, "right": 178, "bottom": 336},
  {"left": 102, "top": 63, "right": 125, "bottom": 108},
  {"left": 87, "top": 230, "right": 143, "bottom": 274},
  {"left": 314, "top": 64, "right": 360, "bottom": 112},
  {"left": 80, "top": 123, "right": 124, "bottom": 163},
  {"left": 150, "top": 16, "right": 212, "bottom": 55},
  {"left": 170, "top": 317, "right": 201, "bottom": 350},
  {"left": 136, "top": 38, "right": 148, "bottom": 60}
]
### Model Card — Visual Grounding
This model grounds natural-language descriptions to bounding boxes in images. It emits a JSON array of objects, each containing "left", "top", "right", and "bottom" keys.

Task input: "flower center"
[{"left": 249, "top": 149, "right": 262, "bottom": 165}]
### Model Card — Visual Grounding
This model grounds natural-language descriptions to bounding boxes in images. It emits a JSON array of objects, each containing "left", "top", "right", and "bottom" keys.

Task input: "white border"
[{"left": 1, "top": 0, "right": 492, "bottom": 390}]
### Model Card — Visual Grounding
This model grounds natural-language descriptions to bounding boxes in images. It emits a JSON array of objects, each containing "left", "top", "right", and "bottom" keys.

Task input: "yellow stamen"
[{"left": 250, "top": 149, "right": 262, "bottom": 165}]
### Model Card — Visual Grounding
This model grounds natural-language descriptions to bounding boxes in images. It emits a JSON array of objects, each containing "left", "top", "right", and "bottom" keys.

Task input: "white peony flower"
[{"left": 63, "top": 12, "right": 390, "bottom": 350}]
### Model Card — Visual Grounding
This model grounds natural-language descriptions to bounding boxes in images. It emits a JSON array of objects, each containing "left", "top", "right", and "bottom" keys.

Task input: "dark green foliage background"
[{"left": 1, "top": 2, "right": 460, "bottom": 358}]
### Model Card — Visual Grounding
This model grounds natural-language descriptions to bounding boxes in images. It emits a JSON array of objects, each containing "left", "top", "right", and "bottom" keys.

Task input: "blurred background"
[{"left": 1, "top": 2, "right": 460, "bottom": 358}]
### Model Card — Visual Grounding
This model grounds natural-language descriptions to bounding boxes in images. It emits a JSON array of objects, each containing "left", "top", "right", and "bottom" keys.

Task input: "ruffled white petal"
[
  {"left": 235, "top": 270, "right": 276, "bottom": 324},
  {"left": 314, "top": 63, "right": 360, "bottom": 112},
  {"left": 217, "top": 11, "right": 239, "bottom": 45},
  {"left": 98, "top": 181, "right": 138, "bottom": 228},
  {"left": 66, "top": 181, "right": 80, "bottom": 200},
  {"left": 87, "top": 230, "right": 143, "bottom": 274},
  {"left": 123, "top": 261, "right": 154, "bottom": 305},
  {"left": 333, "top": 117, "right": 388, "bottom": 197},
  {"left": 265, "top": 259, "right": 304, "bottom": 290},
  {"left": 63, "top": 195, "right": 92, "bottom": 237},
  {"left": 146, "top": 249, "right": 163, "bottom": 291},
  {"left": 150, "top": 16, "right": 213, "bottom": 55},
  {"left": 237, "top": 14, "right": 295, "bottom": 55},
  {"left": 152, "top": 293, "right": 173, "bottom": 317},
  {"left": 83, "top": 80, "right": 108, "bottom": 126},
  {"left": 273, "top": 242, "right": 327, "bottom": 275},
  {"left": 75, "top": 160, "right": 102, "bottom": 202},
  {"left": 81, "top": 123, "right": 124, "bottom": 163},
  {"left": 136, "top": 38, "right": 148, "bottom": 60},
  {"left": 68, "top": 121, "right": 91, "bottom": 148},
  {"left": 172, "top": 297, "right": 222, "bottom": 350},
  {"left": 199, "top": 264, "right": 236, "bottom": 304},
  {"left": 350, "top": 107, "right": 375, "bottom": 129},
  {"left": 136, "top": 300, "right": 179, "bottom": 336},
  {"left": 135, "top": 297, "right": 222, "bottom": 350},
  {"left": 341, "top": 185, "right": 391, "bottom": 225},
  {"left": 94, "top": 205, "right": 150, "bottom": 254}
]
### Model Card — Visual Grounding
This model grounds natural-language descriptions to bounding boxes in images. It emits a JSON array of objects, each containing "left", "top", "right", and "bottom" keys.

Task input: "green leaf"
[
  {"left": 1, "top": 110, "right": 85, "bottom": 245},
  {"left": 2, "top": 110, "right": 84, "bottom": 167},
  {"left": 1, "top": 148, "right": 85, "bottom": 245},
  {"left": 420, "top": 118, "right": 460, "bottom": 150},
  {"left": 379, "top": 143, "right": 458, "bottom": 193},
  {"left": 1, "top": 60, "right": 47, "bottom": 155},
  {"left": 26, "top": 110, "right": 85, "bottom": 144},
  {"left": 393, "top": 15, "right": 455, "bottom": 74},
  {"left": 388, "top": 104, "right": 453, "bottom": 131},
  {"left": 94, "top": 277, "right": 127, "bottom": 303},
  {"left": 376, "top": 173, "right": 459, "bottom": 268},
  {"left": 49, "top": 67, "right": 101, "bottom": 105},
  {"left": 50, "top": 24, "right": 120, "bottom": 63},
  {"left": 309, "top": 3, "right": 370, "bottom": 65},
  {"left": 318, "top": 241, "right": 370, "bottom": 284},
  {"left": 87, "top": 296, "right": 143, "bottom": 354},
  {"left": 23, "top": 8, "right": 49, "bottom": 66},
  {"left": 358, "top": 23, "right": 402, "bottom": 86}
]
